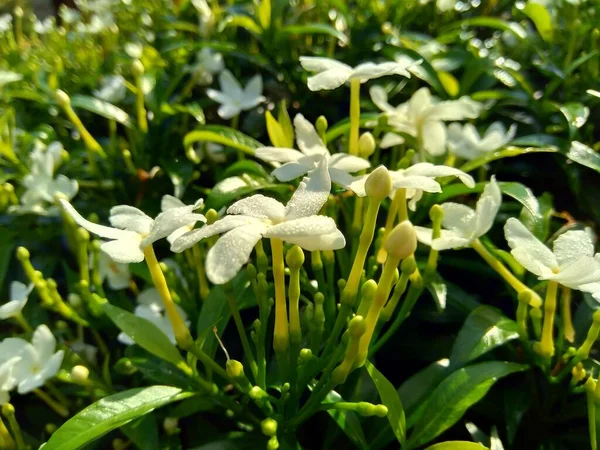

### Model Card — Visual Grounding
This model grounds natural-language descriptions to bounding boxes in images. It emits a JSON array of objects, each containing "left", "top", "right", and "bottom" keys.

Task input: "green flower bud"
[
  {"left": 246, "top": 263, "right": 257, "bottom": 279},
  {"left": 249, "top": 386, "right": 267, "bottom": 400},
  {"left": 400, "top": 256, "right": 417, "bottom": 275},
  {"left": 285, "top": 245, "right": 305, "bottom": 270},
  {"left": 361, "top": 279, "right": 377, "bottom": 299},
  {"left": 429, "top": 204, "right": 444, "bottom": 224},
  {"left": 316, "top": 116, "right": 328, "bottom": 135},
  {"left": 205, "top": 209, "right": 219, "bottom": 225},
  {"left": 348, "top": 315, "right": 366, "bottom": 338},
  {"left": 356, "top": 402, "right": 376, "bottom": 416},
  {"left": 226, "top": 360, "right": 245, "bottom": 379},
  {"left": 1, "top": 403, "right": 15, "bottom": 417},
  {"left": 16, "top": 246, "right": 30, "bottom": 261},
  {"left": 132, "top": 60, "right": 145, "bottom": 76},
  {"left": 384, "top": 221, "right": 417, "bottom": 261},
  {"left": 299, "top": 348, "right": 313, "bottom": 361},
  {"left": 281, "top": 383, "right": 290, "bottom": 394},
  {"left": 71, "top": 365, "right": 90, "bottom": 383},
  {"left": 76, "top": 228, "right": 90, "bottom": 243},
  {"left": 374, "top": 405, "right": 388, "bottom": 417},
  {"left": 365, "top": 166, "right": 392, "bottom": 201},
  {"left": 45, "top": 423, "right": 57, "bottom": 434},
  {"left": 267, "top": 436, "right": 279, "bottom": 450},
  {"left": 359, "top": 132, "right": 376, "bottom": 158}
]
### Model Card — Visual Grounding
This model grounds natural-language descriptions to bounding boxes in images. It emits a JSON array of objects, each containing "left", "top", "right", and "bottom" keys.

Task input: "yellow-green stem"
[
  {"left": 271, "top": 238, "right": 289, "bottom": 354},
  {"left": 225, "top": 286, "right": 258, "bottom": 380},
  {"left": 539, "top": 281, "right": 558, "bottom": 358},
  {"left": 143, "top": 245, "right": 193, "bottom": 349},
  {"left": 135, "top": 78, "right": 148, "bottom": 133},
  {"left": 348, "top": 78, "right": 361, "bottom": 156},
  {"left": 33, "top": 389, "right": 68, "bottom": 417},
  {"left": 587, "top": 378, "right": 598, "bottom": 450},
  {"left": 63, "top": 106, "right": 106, "bottom": 158},
  {"left": 0, "top": 416, "right": 15, "bottom": 450},
  {"left": 192, "top": 245, "right": 210, "bottom": 301},
  {"left": 14, "top": 313, "right": 32, "bottom": 333},
  {"left": 376, "top": 190, "right": 402, "bottom": 264},
  {"left": 2, "top": 406, "right": 24, "bottom": 450},
  {"left": 562, "top": 286, "right": 575, "bottom": 343}
]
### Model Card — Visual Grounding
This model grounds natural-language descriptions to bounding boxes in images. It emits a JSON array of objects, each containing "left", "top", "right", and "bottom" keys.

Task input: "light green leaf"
[
  {"left": 184, "top": 126, "right": 263, "bottom": 157},
  {"left": 365, "top": 360, "right": 406, "bottom": 445},
  {"left": 103, "top": 304, "right": 187, "bottom": 369},
  {"left": 279, "top": 24, "right": 348, "bottom": 44},
  {"left": 449, "top": 306, "right": 519, "bottom": 370},
  {"left": 459, "top": 146, "right": 556, "bottom": 173},
  {"left": 222, "top": 15, "right": 262, "bottom": 35},
  {"left": 437, "top": 71, "right": 460, "bottom": 97},
  {"left": 257, "top": 0, "right": 271, "bottom": 29},
  {"left": 406, "top": 362, "right": 528, "bottom": 449},
  {"left": 393, "top": 48, "right": 447, "bottom": 97},
  {"left": 265, "top": 110, "right": 287, "bottom": 148},
  {"left": 424, "top": 442, "right": 489, "bottom": 450},
  {"left": 566, "top": 141, "right": 600, "bottom": 174},
  {"left": 556, "top": 102, "right": 590, "bottom": 139},
  {"left": 324, "top": 390, "right": 369, "bottom": 450},
  {"left": 277, "top": 100, "right": 294, "bottom": 147},
  {"left": 522, "top": 2, "right": 553, "bottom": 42},
  {"left": 161, "top": 102, "right": 205, "bottom": 124},
  {"left": 70, "top": 95, "right": 132, "bottom": 127},
  {"left": 42, "top": 386, "right": 190, "bottom": 450}
]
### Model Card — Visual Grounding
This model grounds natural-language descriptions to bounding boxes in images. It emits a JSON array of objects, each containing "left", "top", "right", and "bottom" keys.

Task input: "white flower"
[
  {"left": 0, "top": 14, "right": 12, "bottom": 33},
  {"left": 207, "top": 70, "right": 265, "bottom": 119},
  {"left": 118, "top": 288, "right": 189, "bottom": 346},
  {"left": 192, "top": 48, "right": 224, "bottom": 85},
  {"left": 0, "top": 357, "right": 20, "bottom": 405},
  {"left": 96, "top": 252, "right": 130, "bottom": 290},
  {"left": 93, "top": 75, "right": 127, "bottom": 104},
  {"left": 161, "top": 195, "right": 205, "bottom": 244},
  {"left": 34, "top": 18, "right": 54, "bottom": 34},
  {"left": 437, "top": 0, "right": 456, "bottom": 11},
  {"left": 0, "top": 281, "right": 34, "bottom": 320},
  {"left": 504, "top": 218, "right": 600, "bottom": 289},
  {"left": 0, "top": 325, "right": 64, "bottom": 394},
  {"left": 415, "top": 177, "right": 501, "bottom": 250},
  {"left": 447, "top": 122, "right": 517, "bottom": 160},
  {"left": 172, "top": 159, "right": 345, "bottom": 284},
  {"left": 351, "top": 162, "right": 475, "bottom": 211},
  {"left": 70, "top": 340, "right": 98, "bottom": 366},
  {"left": 370, "top": 86, "right": 483, "bottom": 156},
  {"left": 59, "top": 198, "right": 206, "bottom": 264},
  {"left": 255, "top": 114, "right": 370, "bottom": 187},
  {"left": 299, "top": 57, "right": 415, "bottom": 91}
]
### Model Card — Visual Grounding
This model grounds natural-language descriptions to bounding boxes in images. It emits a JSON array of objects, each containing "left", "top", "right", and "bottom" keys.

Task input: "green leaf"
[
  {"left": 522, "top": 2, "right": 553, "bottom": 42},
  {"left": 324, "top": 390, "right": 369, "bottom": 450},
  {"left": 257, "top": 0, "right": 271, "bottom": 29},
  {"left": 427, "top": 273, "right": 448, "bottom": 311},
  {"left": 70, "top": 95, "right": 132, "bottom": 127},
  {"left": 442, "top": 17, "right": 526, "bottom": 40},
  {"left": 102, "top": 303, "right": 186, "bottom": 369},
  {"left": 566, "top": 141, "right": 600, "bottom": 174},
  {"left": 279, "top": 24, "right": 348, "bottom": 45},
  {"left": 184, "top": 126, "right": 263, "bottom": 157},
  {"left": 448, "top": 306, "right": 519, "bottom": 370},
  {"left": 459, "top": 146, "right": 556, "bottom": 173},
  {"left": 437, "top": 71, "right": 460, "bottom": 97},
  {"left": 406, "top": 362, "right": 528, "bottom": 449},
  {"left": 365, "top": 361, "right": 406, "bottom": 445},
  {"left": 393, "top": 48, "right": 447, "bottom": 97},
  {"left": 161, "top": 102, "right": 205, "bottom": 124},
  {"left": 424, "top": 442, "right": 489, "bottom": 450},
  {"left": 222, "top": 15, "right": 262, "bottom": 35},
  {"left": 0, "top": 244, "right": 13, "bottom": 292},
  {"left": 277, "top": 100, "right": 294, "bottom": 147},
  {"left": 556, "top": 102, "right": 590, "bottom": 139},
  {"left": 265, "top": 110, "right": 287, "bottom": 147},
  {"left": 42, "top": 386, "right": 190, "bottom": 450},
  {"left": 520, "top": 192, "right": 553, "bottom": 240},
  {"left": 222, "top": 160, "right": 271, "bottom": 179},
  {"left": 121, "top": 414, "right": 159, "bottom": 450}
]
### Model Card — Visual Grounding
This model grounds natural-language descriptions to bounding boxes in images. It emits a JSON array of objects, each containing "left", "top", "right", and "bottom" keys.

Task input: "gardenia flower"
[
  {"left": 0, "top": 325, "right": 64, "bottom": 394},
  {"left": 96, "top": 252, "right": 130, "bottom": 290},
  {"left": 504, "top": 218, "right": 600, "bottom": 289},
  {"left": 447, "top": 122, "right": 517, "bottom": 160},
  {"left": 118, "top": 288, "right": 189, "bottom": 346},
  {"left": 93, "top": 75, "right": 127, "bottom": 104},
  {"left": 415, "top": 177, "right": 501, "bottom": 250},
  {"left": 59, "top": 198, "right": 205, "bottom": 263},
  {"left": 0, "top": 358, "right": 20, "bottom": 405},
  {"left": 370, "top": 86, "right": 483, "bottom": 156},
  {"left": 172, "top": 159, "right": 345, "bottom": 284},
  {"left": 207, "top": 70, "right": 265, "bottom": 119},
  {"left": 0, "top": 281, "right": 34, "bottom": 320},
  {"left": 255, "top": 114, "right": 370, "bottom": 187},
  {"left": 299, "top": 57, "right": 414, "bottom": 91}
]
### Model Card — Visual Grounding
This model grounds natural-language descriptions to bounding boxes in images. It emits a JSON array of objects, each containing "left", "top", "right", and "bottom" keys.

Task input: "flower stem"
[
  {"left": 2, "top": 405, "right": 24, "bottom": 450},
  {"left": 377, "top": 189, "right": 406, "bottom": 264},
  {"left": 0, "top": 416, "right": 15, "bottom": 450},
  {"left": 14, "top": 313, "right": 32, "bottom": 333},
  {"left": 587, "top": 378, "right": 598, "bottom": 450},
  {"left": 225, "top": 283, "right": 258, "bottom": 380},
  {"left": 33, "top": 389, "right": 69, "bottom": 418},
  {"left": 539, "top": 281, "right": 559, "bottom": 359},
  {"left": 348, "top": 78, "right": 361, "bottom": 156},
  {"left": 192, "top": 245, "right": 210, "bottom": 301},
  {"left": 562, "top": 286, "right": 575, "bottom": 343},
  {"left": 143, "top": 244, "right": 193, "bottom": 349},
  {"left": 270, "top": 238, "right": 289, "bottom": 373}
]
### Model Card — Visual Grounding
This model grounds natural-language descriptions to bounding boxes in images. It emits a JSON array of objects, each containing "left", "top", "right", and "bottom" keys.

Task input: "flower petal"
[
  {"left": 144, "top": 206, "right": 206, "bottom": 246},
  {"left": 369, "top": 85, "right": 396, "bottom": 113},
  {"left": 390, "top": 173, "right": 442, "bottom": 193},
  {"left": 218, "top": 103, "right": 241, "bottom": 120},
  {"left": 427, "top": 96, "right": 483, "bottom": 121},
  {"left": 206, "top": 88, "right": 231, "bottom": 105},
  {"left": 206, "top": 223, "right": 266, "bottom": 284},
  {"left": 380, "top": 132, "right": 405, "bottom": 149},
  {"left": 271, "top": 161, "right": 312, "bottom": 181},
  {"left": 281, "top": 230, "right": 346, "bottom": 251},
  {"left": 294, "top": 114, "right": 328, "bottom": 157},
  {"left": 473, "top": 177, "right": 502, "bottom": 237},
  {"left": 59, "top": 199, "right": 134, "bottom": 241},
  {"left": 441, "top": 203, "right": 477, "bottom": 236},
  {"left": 109, "top": 205, "right": 153, "bottom": 234},
  {"left": 285, "top": 158, "right": 331, "bottom": 220},
  {"left": 255, "top": 147, "right": 304, "bottom": 163},
  {"left": 265, "top": 215, "right": 337, "bottom": 239},
  {"left": 349, "top": 175, "right": 368, "bottom": 197},
  {"left": 242, "top": 74, "right": 263, "bottom": 106},
  {"left": 32, "top": 325, "right": 57, "bottom": 362},
  {"left": 329, "top": 153, "right": 371, "bottom": 172},
  {"left": 218, "top": 69, "right": 243, "bottom": 99},
  {"left": 161, "top": 195, "right": 185, "bottom": 211},
  {"left": 553, "top": 230, "right": 594, "bottom": 267},
  {"left": 329, "top": 167, "right": 354, "bottom": 188},
  {"left": 404, "top": 162, "right": 475, "bottom": 188},
  {"left": 553, "top": 256, "right": 600, "bottom": 287},
  {"left": 421, "top": 120, "right": 447, "bottom": 156},
  {"left": 299, "top": 56, "right": 351, "bottom": 73},
  {"left": 414, "top": 226, "right": 470, "bottom": 250},
  {"left": 0, "top": 300, "right": 26, "bottom": 319},
  {"left": 100, "top": 238, "right": 144, "bottom": 264},
  {"left": 228, "top": 194, "right": 286, "bottom": 220},
  {"left": 350, "top": 61, "right": 411, "bottom": 82},
  {"left": 10, "top": 281, "right": 33, "bottom": 302},
  {"left": 504, "top": 217, "right": 557, "bottom": 277}
]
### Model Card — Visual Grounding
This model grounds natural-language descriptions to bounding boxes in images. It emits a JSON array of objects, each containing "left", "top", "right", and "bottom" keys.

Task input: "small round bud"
[
  {"left": 316, "top": 116, "right": 328, "bottom": 135},
  {"left": 90, "top": 240, "right": 102, "bottom": 252},
  {"left": 45, "top": 423, "right": 57, "bottom": 434},
  {"left": 356, "top": 402, "right": 376, "bottom": 416},
  {"left": 429, "top": 204, "right": 444, "bottom": 224},
  {"left": 374, "top": 405, "right": 388, "bottom": 417},
  {"left": 159, "top": 262, "right": 169, "bottom": 273},
  {"left": 400, "top": 256, "right": 417, "bottom": 275},
  {"left": 14, "top": 6, "right": 23, "bottom": 17},
  {"left": 56, "top": 320, "right": 68, "bottom": 330},
  {"left": 281, "top": 383, "right": 290, "bottom": 394},
  {"left": 226, "top": 360, "right": 245, "bottom": 379},
  {"left": 261, "top": 418, "right": 278, "bottom": 436},
  {"left": 267, "top": 436, "right": 279, "bottom": 450},
  {"left": 71, "top": 365, "right": 89, "bottom": 382},
  {"left": 348, "top": 315, "right": 366, "bottom": 338},
  {"left": 314, "top": 292, "right": 324, "bottom": 306},
  {"left": 2, "top": 403, "right": 15, "bottom": 416},
  {"left": 132, "top": 60, "right": 145, "bottom": 76},
  {"left": 299, "top": 348, "right": 312, "bottom": 361},
  {"left": 337, "top": 279, "right": 346, "bottom": 291},
  {"left": 285, "top": 245, "right": 305, "bottom": 269},
  {"left": 365, "top": 166, "right": 392, "bottom": 201},
  {"left": 361, "top": 279, "right": 377, "bottom": 299},
  {"left": 68, "top": 293, "right": 82, "bottom": 307},
  {"left": 249, "top": 386, "right": 266, "bottom": 400},
  {"left": 76, "top": 228, "right": 90, "bottom": 243},
  {"left": 55, "top": 89, "right": 70, "bottom": 107},
  {"left": 16, "top": 246, "right": 30, "bottom": 261},
  {"left": 3, "top": 183, "right": 14, "bottom": 194},
  {"left": 206, "top": 209, "right": 219, "bottom": 224},
  {"left": 163, "top": 417, "right": 179, "bottom": 435},
  {"left": 252, "top": 319, "right": 261, "bottom": 332},
  {"left": 47, "top": 278, "right": 58, "bottom": 290},
  {"left": 246, "top": 263, "right": 257, "bottom": 279},
  {"left": 358, "top": 132, "right": 376, "bottom": 158},
  {"left": 384, "top": 221, "right": 417, "bottom": 260}
]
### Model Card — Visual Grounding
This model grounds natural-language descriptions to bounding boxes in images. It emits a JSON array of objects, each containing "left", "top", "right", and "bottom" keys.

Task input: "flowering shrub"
[{"left": 0, "top": 0, "right": 599, "bottom": 449}]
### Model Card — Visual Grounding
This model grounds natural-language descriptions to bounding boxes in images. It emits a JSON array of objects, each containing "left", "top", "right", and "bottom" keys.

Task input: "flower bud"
[
  {"left": 226, "top": 360, "right": 245, "bottom": 379},
  {"left": 246, "top": 263, "right": 257, "bottom": 279},
  {"left": 374, "top": 405, "right": 388, "bottom": 417},
  {"left": 348, "top": 315, "right": 366, "bottom": 338},
  {"left": 356, "top": 402, "right": 376, "bottom": 416},
  {"left": 285, "top": 245, "right": 304, "bottom": 270},
  {"left": 400, "top": 256, "right": 417, "bottom": 275},
  {"left": 132, "top": 60, "right": 145, "bottom": 76},
  {"left": 361, "top": 279, "right": 377, "bottom": 299},
  {"left": 322, "top": 250, "right": 334, "bottom": 264},
  {"left": 299, "top": 348, "right": 312, "bottom": 361},
  {"left": 384, "top": 221, "right": 417, "bottom": 261},
  {"left": 267, "top": 436, "right": 279, "bottom": 450},
  {"left": 365, "top": 166, "right": 392, "bottom": 201},
  {"left": 261, "top": 418, "right": 278, "bottom": 436},
  {"left": 163, "top": 417, "right": 179, "bottom": 435},
  {"left": 16, "top": 246, "right": 30, "bottom": 261},
  {"left": 45, "top": 423, "right": 57, "bottom": 434},
  {"left": 316, "top": 116, "right": 328, "bottom": 136},
  {"left": 429, "top": 204, "right": 444, "bottom": 225},
  {"left": 55, "top": 89, "right": 71, "bottom": 107},
  {"left": 2, "top": 403, "right": 15, "bottom": 417},
  {"left": 71, "top": 365, "right": 89, "bottom": 383},
  {"left": 249, "top": 386, "right": 267, "bottom": 401},
  {"left": 358, "top": 132, "right": 376, "bottom": 158},
  {"left": 76, "top": 228, "right": 90, "bottom": 243}
]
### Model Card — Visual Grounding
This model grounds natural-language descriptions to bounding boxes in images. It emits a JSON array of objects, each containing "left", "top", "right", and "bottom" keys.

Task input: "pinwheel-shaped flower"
[
  {"left": 299, "top": 57, "right": 414, "bottom": 91},
  {"left": 447, "top": 122, "right": 517, "bottom": 160},
  {"left": 172, "top": 160, "right": 345, "bottom": 284},
  {"left": 0, "top": 281, "right": 34, "bottom": 320},
  {"left": 207, "top": 70, "right": 265, "bottom": 119},
  {"left": 255, "top": 114, "right": 370, "bottom": 187},
  {"left": 415, "top": 177, "right": 501, "bottom": 250},
  {"left": 0, "top": 357, "right": 19, "bottom": 405},
  {"left": 59, "top": 198, "right": 205, "bottom": 263},
  {"left": 370, "top": 86, "right": 482, "bottom": 156},
  {"left": 0, "top": 325, "right": 64, "bottom": 394},
  {"left": 504, "top": 219, "right": 600, "bottom": 289}
]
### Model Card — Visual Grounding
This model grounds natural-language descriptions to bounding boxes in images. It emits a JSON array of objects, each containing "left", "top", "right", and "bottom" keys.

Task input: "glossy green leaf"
[
  {"left": 265, "top": 110, "right": 287, "bottom": 148},
  {"left": 427, "top": 273, "right": 448, "bottom": 311},
  {"left": 121, "top": 414, "right": 159, "bottom": 450},
  {"left": 184, "top": 126, "right": 263, "bottom": 157},
  {"left": 70, "top": 95, "right": 132, "bottom": 127},
  {"left": 425, "top": 442, "right": 489, "bottom": 450},
  {"left": 161, "top": 102, "right": 205, "bottom": 124},
  {"left": 42, "top": 386, "right": 190, "bottom": 450},
  {"left": 365, "top": 360, "right": 406, "bottom": 445},
  {"left": 459, "top": 146, "right": 556, "bottom": 173},
  {"left": 566, "top": 141, "right": 600, "bottom": 174},
  {"left": 438, "top": 71, "right": 460, "bottom": 97},
  {"left": 556, "top": 103, "right": 590, "bottom": 139},
  {"left": 324, "top": 390, "right": 369, "bottom": 450},
  {"left": 520, "top": 192, "right": 553, "bottom": 240},
  {"left": 277, "top": 100, "right": 294, "bottom": 147},
  {"left": 406, "top": 362, "right": 528, "bottom": 449},
  {"left": 443, "top": 17, "right": 526, "bottom": 40},
  {"left": 279, "top": 24, "right": 348, "bottom": 44},
  {"left": 103, "top": 303, "right": 186, "bottom": 369},
  {"left": 522, "top": 2, "right": 553, "bottom": 42},
  {"left": 449, "top": 306, "right": 519, "bottom": 370}
]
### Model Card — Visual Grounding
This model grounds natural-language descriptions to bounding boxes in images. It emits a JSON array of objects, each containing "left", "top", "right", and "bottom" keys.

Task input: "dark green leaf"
[
  {"left": 42, "top": 386, "right": 190, "bottom": 450},
  {"left": 0, "top": 244, "right": 13, "bottom": 292},
  {"left": 324, "top": 390, "right": 369, "bottom": 450},
  {"left": 393, "top": 48, "right": 448, "bottom": 97},
  {"left": 424, "top": 442, "right": 489, "bottom": 450},
  {"left": 184, "top": 126, "right": 263, "bottom": 157},
  {"left": 121, "top": 414, "right": 159, "bottom": 450},
  {"left": 279, "top": 24, "right": 348, "bottom": 44},
  {"left": 448, "top": 306, "right": 519, "bottom": 370},
  {"left": 399, "top": 359, "right": 450, "bottom": 415},
  {"left": 103, "top": 303, "right": 186, "bottom": 369},
  {"left": 70, "top": 95, "right": 132, "bottom": 127},
  {"left": 169, "top": 395, "right": 214, "bottom": 418},
  {"left": 206, "top": 175, "right": 288, "bottom": 210},
  {"left": 556, "top": 103, "right": 590, "bottom": 139},
  {"left": 406, "top": 362, "right": 528, "bottom": 449},
  {"left": 566, "top": 141, "right": 600, "bottom": 174},
  {"left": 365, "top": 360, "right": 406, "bottom": 445}
]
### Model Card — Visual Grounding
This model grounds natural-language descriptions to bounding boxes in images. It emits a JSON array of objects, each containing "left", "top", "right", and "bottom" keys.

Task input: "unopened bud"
[
  {"left": 132, "top": 60, "right": 145, "bottom": 76},
  {"left": 16, "top": 246, "right": 30, "bottom": 261},
  {"left": 76, "top": 228, "right": 90, "bottom": 243},
  {"left": 1, "top": 403, "right": 15, "bottom": 417},
  {"left": 285, "top": 245, "right": 305, "bottom": 269},
  {"left": 348, "top": 315, "right": 366, "bottom": 338},
  {"left": 246, "top": 264, "right": 257, "bottom": 279},
  {"left": 358, "top": 132, "right": 376, "bottom": 158},
  {"left": 316, "top": 116, "right": 328, "bottom": 136},
  {"left": 400, "top": 256, "right": 417, "bottom": 275},
  {"left": 205, "top": 209, "right": 219, "bottom": 225},
  {"left": 299, "top": 348, "right": 313, "bottom": 361},
  {"left": 361, "top": 279, "right": 377, "bottom": 298},
  {"left": 226, "top": 360, "right": 245, "bottom": 379},
  {"left": 261, "top": 418, "right": 278, "bottom": 436},
  {"left": 45, "top": 423, "right": 57, "bottom": 434},
  {"left": 365, "top": 166, "right": 392, "bottom": 201},
  {"left": 429, "top": 204, "right": 444, "bottom": 224},
  {"left": 71, "top": 365, "right": 89, "bottom": 382},
  {"left": 267, "top": 436, "right": 279, "bottom": 450},
  {"left": 384, "top": 221, "right": 417, "bottom": 260},
  {"left": 374, "top": 405, "right": 388, "bottom": 417},
  {"left": 249, "top": 386, "right": 267, "bottom": 400},
  {"left": 55, "top": 89, "right": 70, "bottom": 107}
]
